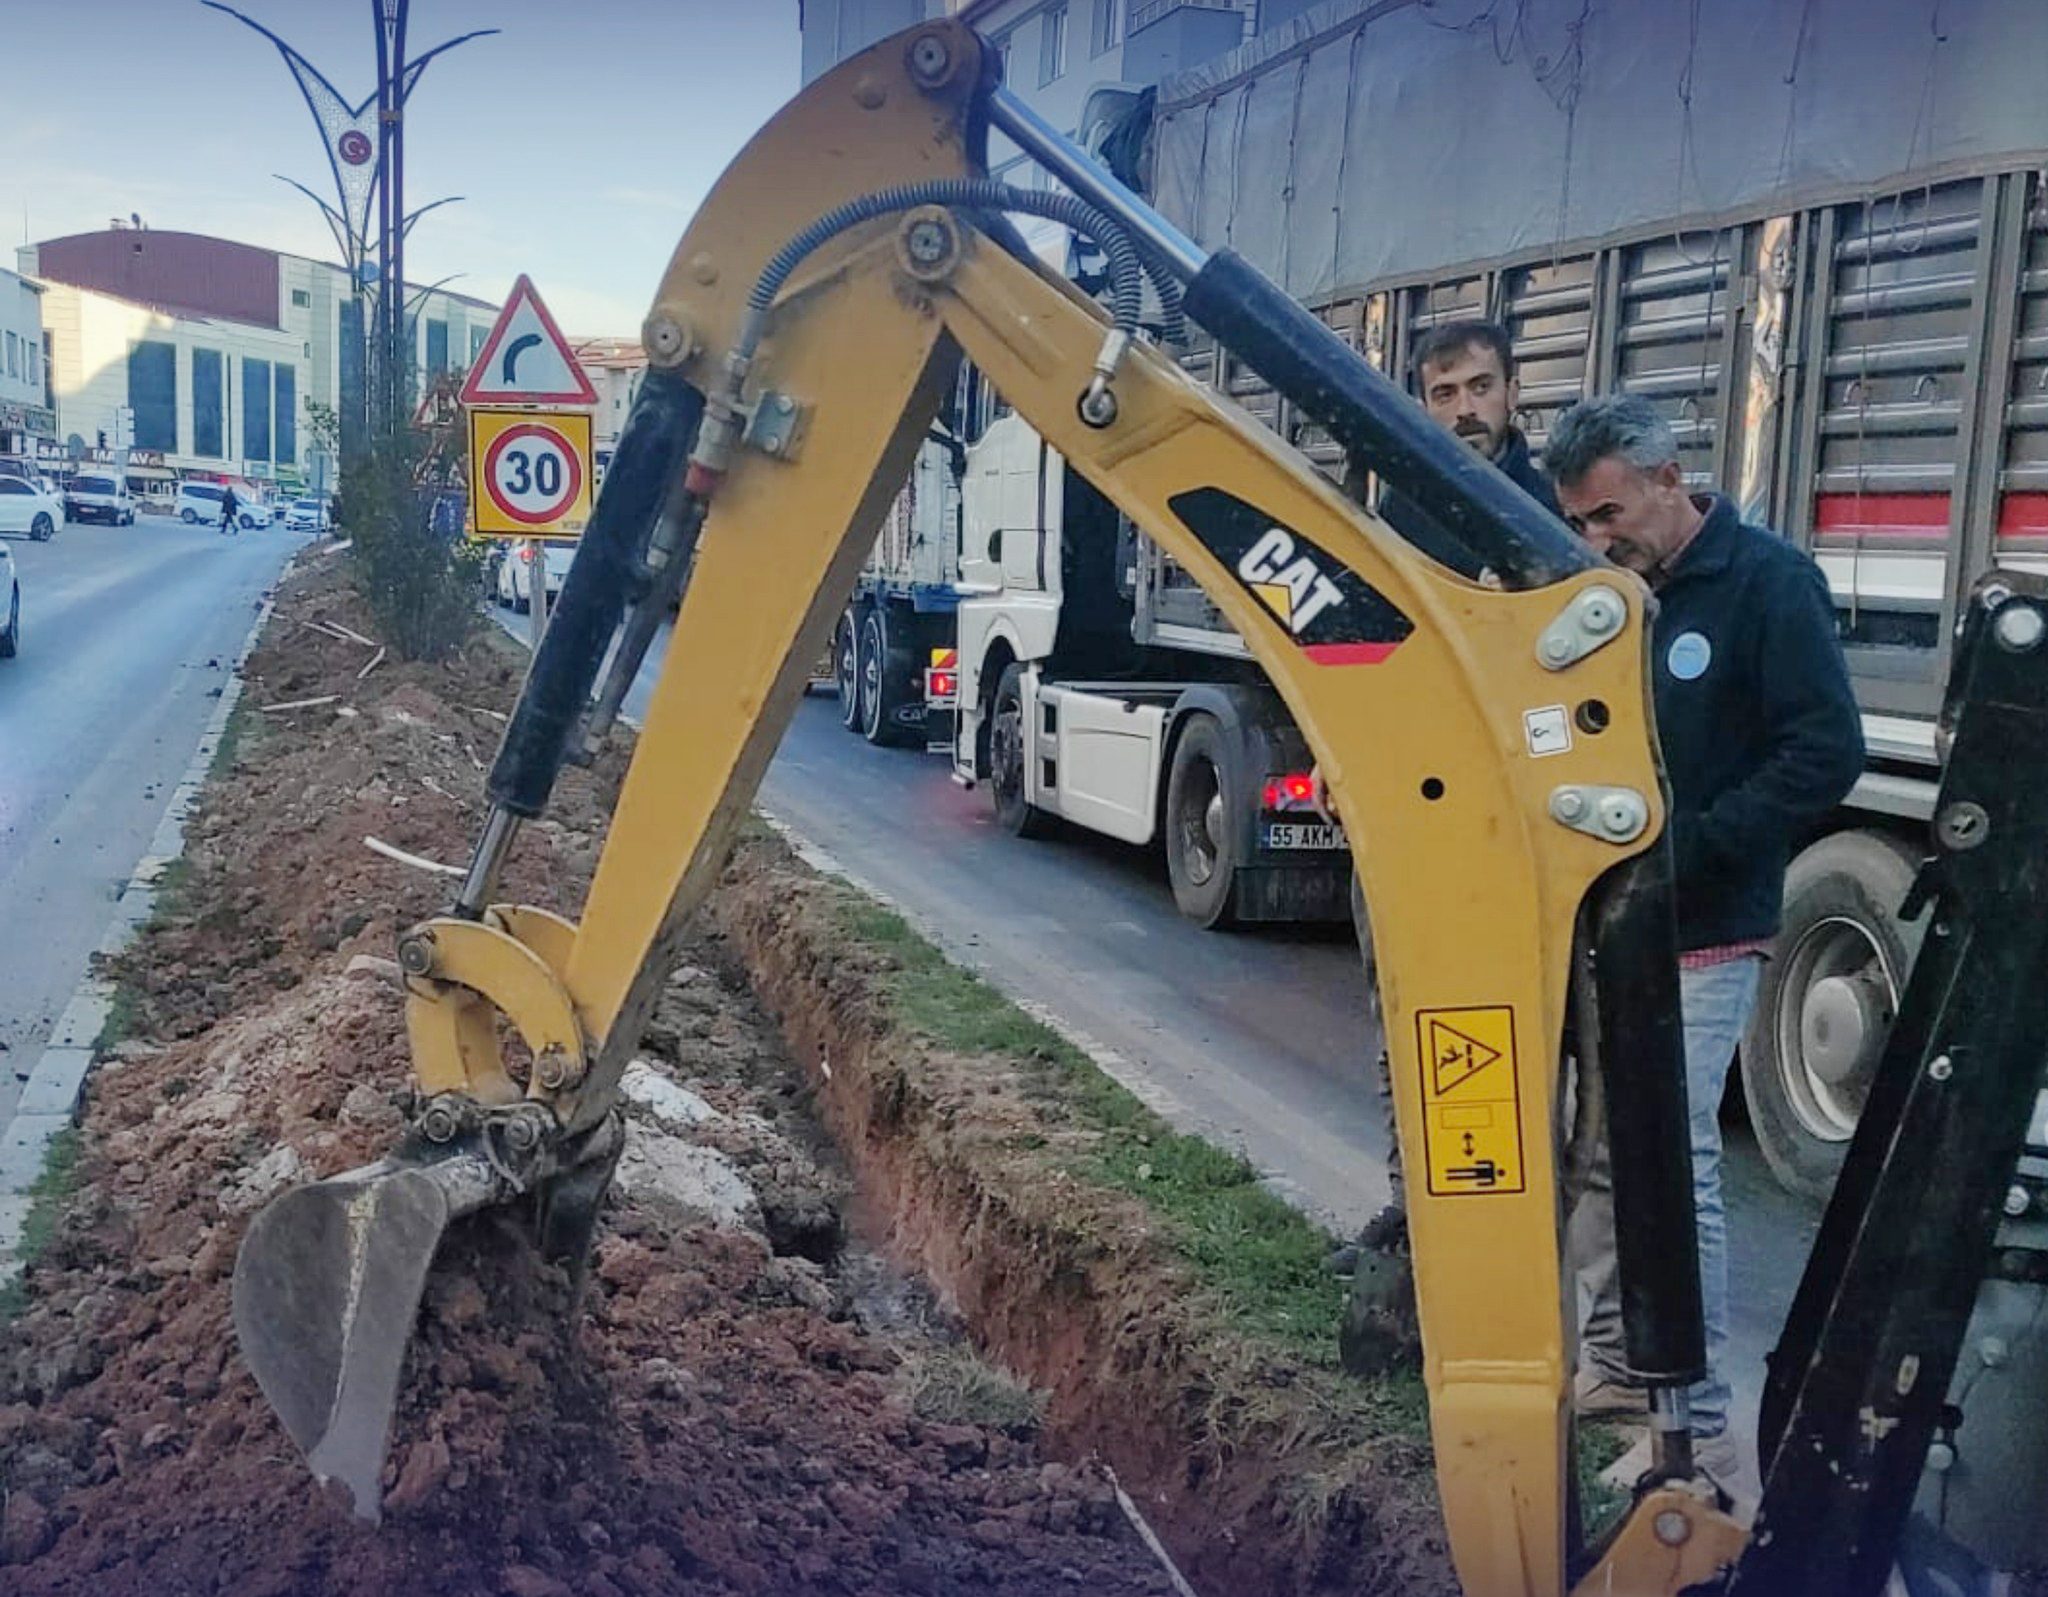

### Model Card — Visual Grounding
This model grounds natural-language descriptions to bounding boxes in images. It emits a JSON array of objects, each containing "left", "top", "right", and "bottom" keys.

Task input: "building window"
[
  {"left": 275, "top": 364, "right": 297, "bottom": 465},
  {"left": 243, "top": 357, "right": 273, "bottom": 463},
  {"left": 1093, "top": 0, "right": 1122, "bottom": 54},
  {"left": 426, "top": 318, "right": 449, "bottom": 376},
  {"left": 193, "top": 350, "right": 224, "bottom": 457},
  {"left": 1040, "top": 6, "right": 1068, "bottom": 84},
  {"left": 470, "top": 324, "right": 487, "bottom": 364},
  {"left": 996, "top": 31, "right": 1013, "bottom": 84},
  {"left": 129, "top": 340, "right": 178, "bottom": 452},
  {"left": 4, "top": 332, "right": 15, "bottom": 380},
  {"left": 43, "top": 333, "right": 55, "bottom": 411},
  {"left": 291, "top": 288, "right": 312, "bottom": 309}
]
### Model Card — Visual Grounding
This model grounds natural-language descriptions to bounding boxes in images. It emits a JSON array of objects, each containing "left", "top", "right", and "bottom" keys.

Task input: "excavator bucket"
[{"left": 231, "top": 1154, "right": 498, "bottom": 1521}]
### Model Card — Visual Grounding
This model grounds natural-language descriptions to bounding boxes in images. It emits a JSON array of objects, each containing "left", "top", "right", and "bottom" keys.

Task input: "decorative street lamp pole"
[{"left": 203, "top": 1, "right": 495, "bottom": 444}]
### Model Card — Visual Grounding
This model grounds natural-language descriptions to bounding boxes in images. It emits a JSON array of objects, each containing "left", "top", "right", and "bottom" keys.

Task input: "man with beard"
[
  {"left": 1335, "top": 319, "right": 1565, "bottom": 1379},
  {"left": 1375, "top": 319, "right": 1563, "bottom": 567}
]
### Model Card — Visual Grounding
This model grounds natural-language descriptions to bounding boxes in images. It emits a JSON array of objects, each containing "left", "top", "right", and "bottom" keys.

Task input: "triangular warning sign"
[
  {"left": 412, "top": 372, "right": 460, "bottom": 431},
  {"left": 1426, "top": 1018, "right": 1503, "bottom": 1097},
  {"left": 459, "top": 274, "right": 598, "bottom": 407}
]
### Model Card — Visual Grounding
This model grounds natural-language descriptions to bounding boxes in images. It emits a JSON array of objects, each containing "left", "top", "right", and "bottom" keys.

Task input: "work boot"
[
  {"left": 1338, "top": 1204, "right": 1422, "bottom": 1378},
  {"left": 1573, "top": 1366, "right": 1652, "bottom": 1424}
]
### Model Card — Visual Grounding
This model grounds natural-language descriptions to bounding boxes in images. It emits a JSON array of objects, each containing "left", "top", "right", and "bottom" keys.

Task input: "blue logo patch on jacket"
[{"left": 1667, "top": 630, "right": 1713, "bottom": 681}]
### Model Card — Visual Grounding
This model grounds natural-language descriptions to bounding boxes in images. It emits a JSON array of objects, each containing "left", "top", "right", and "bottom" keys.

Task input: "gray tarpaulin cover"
[{"left": 1151, "top": 0, "right": 2048, "bottom": 301}]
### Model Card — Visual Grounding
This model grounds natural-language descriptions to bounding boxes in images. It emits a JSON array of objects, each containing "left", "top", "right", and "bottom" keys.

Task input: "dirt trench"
[
  {"left": 712, "top": 844, "right": 1448, "bottom": 1596},
  {"left": 0, "top": 551, "right": 1447, "bottom": 1595}
]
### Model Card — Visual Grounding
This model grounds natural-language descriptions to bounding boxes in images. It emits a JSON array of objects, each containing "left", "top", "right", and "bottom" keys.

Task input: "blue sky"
[{"left": 6, "top": 1, "right": 802, "bottom": 336}]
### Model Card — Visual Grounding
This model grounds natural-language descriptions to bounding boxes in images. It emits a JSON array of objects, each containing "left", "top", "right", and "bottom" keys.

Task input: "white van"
[{"left": 65, "top": 472, "right": 134, "bottom": 525}]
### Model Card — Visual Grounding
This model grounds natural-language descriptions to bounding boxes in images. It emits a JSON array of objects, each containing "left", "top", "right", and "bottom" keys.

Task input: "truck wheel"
[
  {"left": 989, "top": 662, "right": 1056, "bottom": 837},
  {"left": 835, "top": 609, "right": 863, "bottom": 731},
  {"left": 859, "top": 608, "right": 914, "bottom": 747},
  {"left": 1741, "top": 829, "right": 1924, "bottom": 1201},
  {"left": 1164, "top": 715, "right": 1243, "bottom": 929}
]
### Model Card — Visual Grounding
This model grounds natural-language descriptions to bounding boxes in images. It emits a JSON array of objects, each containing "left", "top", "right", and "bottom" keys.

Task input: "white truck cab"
[{"left": 948, "top": 412, "right": 1350, "bottom": 928}]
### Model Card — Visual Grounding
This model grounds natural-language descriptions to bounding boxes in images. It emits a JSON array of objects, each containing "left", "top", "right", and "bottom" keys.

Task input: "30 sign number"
[
  {"left": 500, "top": 448, "right": 563, "bottom": 498},
  {"left": 482, "top": 422, "right": 582, "bottom": 527}
]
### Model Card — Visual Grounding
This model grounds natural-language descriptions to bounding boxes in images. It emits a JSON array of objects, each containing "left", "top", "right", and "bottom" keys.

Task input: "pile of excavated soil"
[{"left": 0, "top": 553, "right": 1179, "bottom": 1596}]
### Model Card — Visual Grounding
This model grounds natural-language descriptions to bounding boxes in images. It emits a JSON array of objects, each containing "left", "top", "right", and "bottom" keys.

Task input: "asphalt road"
[
  {"left": 762, "top": 695, "right": 1387, "bottom": 1228},
  {"left": 0, "top": 512, "right": 299, "bottom": 1120}
]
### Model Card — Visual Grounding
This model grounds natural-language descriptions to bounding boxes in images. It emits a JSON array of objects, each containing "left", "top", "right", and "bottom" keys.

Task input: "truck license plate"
[{"left": 1261, "top": 821, "right": 1346, "bottom": 851}]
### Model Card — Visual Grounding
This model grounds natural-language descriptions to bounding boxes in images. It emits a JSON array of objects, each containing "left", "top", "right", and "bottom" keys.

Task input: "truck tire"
[
  {"left": 835, "top": 609, "right": 863, "bottom": 732},
  {"left": 989, "top": 662, "right": 1056, "bottom": 838},
  {"left": 1164, "top": 714, "right": 1244, "bottom": 929},
  {"left": 1741, "top": 829, "right": 1925, "bottom": 1201},
  {"left": 859, "top": 607, "right": 916, "bottom": 747}
]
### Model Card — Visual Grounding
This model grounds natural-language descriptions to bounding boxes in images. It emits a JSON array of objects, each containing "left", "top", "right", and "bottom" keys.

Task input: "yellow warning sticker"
[{"left": 1415, "top": 1006, "right": 1526, "bottom": 1197}]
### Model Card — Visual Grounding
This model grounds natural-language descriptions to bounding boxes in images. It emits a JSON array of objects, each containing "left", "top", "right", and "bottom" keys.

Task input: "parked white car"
[
  {"left": 0, "top": 475, "right": 64, "bottom": 541},
  {"left": 494, "top": 541, "right": 575, "bottom": 613},
  {"left": 64, "top": 471, "right": 136, "bottom": 525},
  {"left": 284, "top": 496, "right": 331, "bottom": 533},
  {"left": 0, "top": 539, "right": 17, "bottom": 658},
  {"left": 176, "top": 482, "right": 272, "bottom": 529}
]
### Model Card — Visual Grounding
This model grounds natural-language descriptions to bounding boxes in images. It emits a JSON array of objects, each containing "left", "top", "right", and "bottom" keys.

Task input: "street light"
[
  {"left": 400, "top": 195, "right": 465, "bottom": 246},
  {"left": 204, "top": 1, "right": 496, "bottom": 440}
]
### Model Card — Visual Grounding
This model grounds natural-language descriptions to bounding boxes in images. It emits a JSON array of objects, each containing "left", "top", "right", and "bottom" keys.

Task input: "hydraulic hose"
[{"left": 745, "top": 179, "right": 1152, "bottom": 357}]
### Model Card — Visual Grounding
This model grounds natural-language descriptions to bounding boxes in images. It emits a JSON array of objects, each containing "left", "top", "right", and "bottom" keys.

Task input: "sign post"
[{"left": 528, "top": 538, "right": 548, "bottom": 648}]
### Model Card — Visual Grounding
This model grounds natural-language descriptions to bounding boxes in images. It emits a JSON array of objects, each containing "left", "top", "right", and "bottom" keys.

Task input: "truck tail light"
[{"left": 1262, "top": 772, "right": 1318, "bottom": 811}]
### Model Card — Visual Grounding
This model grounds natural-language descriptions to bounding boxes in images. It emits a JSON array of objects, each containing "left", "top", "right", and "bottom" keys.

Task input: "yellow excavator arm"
[{"left": 232, "top": 19, "right": 2048, "bottom": 1595}]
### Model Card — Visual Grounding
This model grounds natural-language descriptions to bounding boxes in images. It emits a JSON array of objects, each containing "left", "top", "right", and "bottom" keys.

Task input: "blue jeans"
[{"left": 1571, "top": 956, "right": 1763, "bottom": 1439}]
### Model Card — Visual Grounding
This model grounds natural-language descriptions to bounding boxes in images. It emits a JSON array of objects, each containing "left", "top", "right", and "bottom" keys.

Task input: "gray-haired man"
[{"left": 1549, "top": 394, "right": 1863, "bottom": 1506}]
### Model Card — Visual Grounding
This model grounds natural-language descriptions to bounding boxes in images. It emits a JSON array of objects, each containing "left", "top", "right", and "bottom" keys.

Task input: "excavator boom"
[{"left": 229, "top": 21, "right": 2048, "bottom": 1597}]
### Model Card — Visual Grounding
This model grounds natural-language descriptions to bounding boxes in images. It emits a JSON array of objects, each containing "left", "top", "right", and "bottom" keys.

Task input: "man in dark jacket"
[
  {"left": 1337, "top": 319, "right": 1567, "bottom": 1377},
  {"left": 1549, "top": 393, "right": 1864, "bottom": 1506},
  {"left": 1375, "top": 319, "right": 1563, "bottom": 572}
]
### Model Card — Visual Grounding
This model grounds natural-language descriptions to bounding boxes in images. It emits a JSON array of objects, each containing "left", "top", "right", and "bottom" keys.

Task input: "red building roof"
[{"left": 34, "top": 230, "right": 283, "bottom": 329}]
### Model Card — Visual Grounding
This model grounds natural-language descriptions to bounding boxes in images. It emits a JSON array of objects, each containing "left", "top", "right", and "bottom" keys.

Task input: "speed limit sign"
[{"left": 468, "top": 409, "right": 594, "bottom": 537}]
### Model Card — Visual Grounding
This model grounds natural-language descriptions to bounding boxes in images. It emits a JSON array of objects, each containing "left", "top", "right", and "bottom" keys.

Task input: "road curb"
[{"left": 0, "top": 565, "right": 286, "bottom": 1281}]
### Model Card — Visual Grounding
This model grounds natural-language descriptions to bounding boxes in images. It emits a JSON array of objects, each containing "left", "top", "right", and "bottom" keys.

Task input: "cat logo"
[
  {"left": 1169, "top": 486, "right": 1411, "bottom": 666},
  {"left": 1236, "top": 526, "right": 1347, "bottom": 635}
]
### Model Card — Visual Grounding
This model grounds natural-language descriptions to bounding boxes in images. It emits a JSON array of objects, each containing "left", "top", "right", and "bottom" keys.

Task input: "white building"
[
  {"left": 18, "top": 226, "right": 496, "bottom": 492},
  {"left": 32, "top": 278, "right": 306, "bottom": 490},
  {"left": 0, "top": 268, "right": 55, "bottom": 465},
  {"left": 570, "top": 336, "right": 646, "bottom": 460}
]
